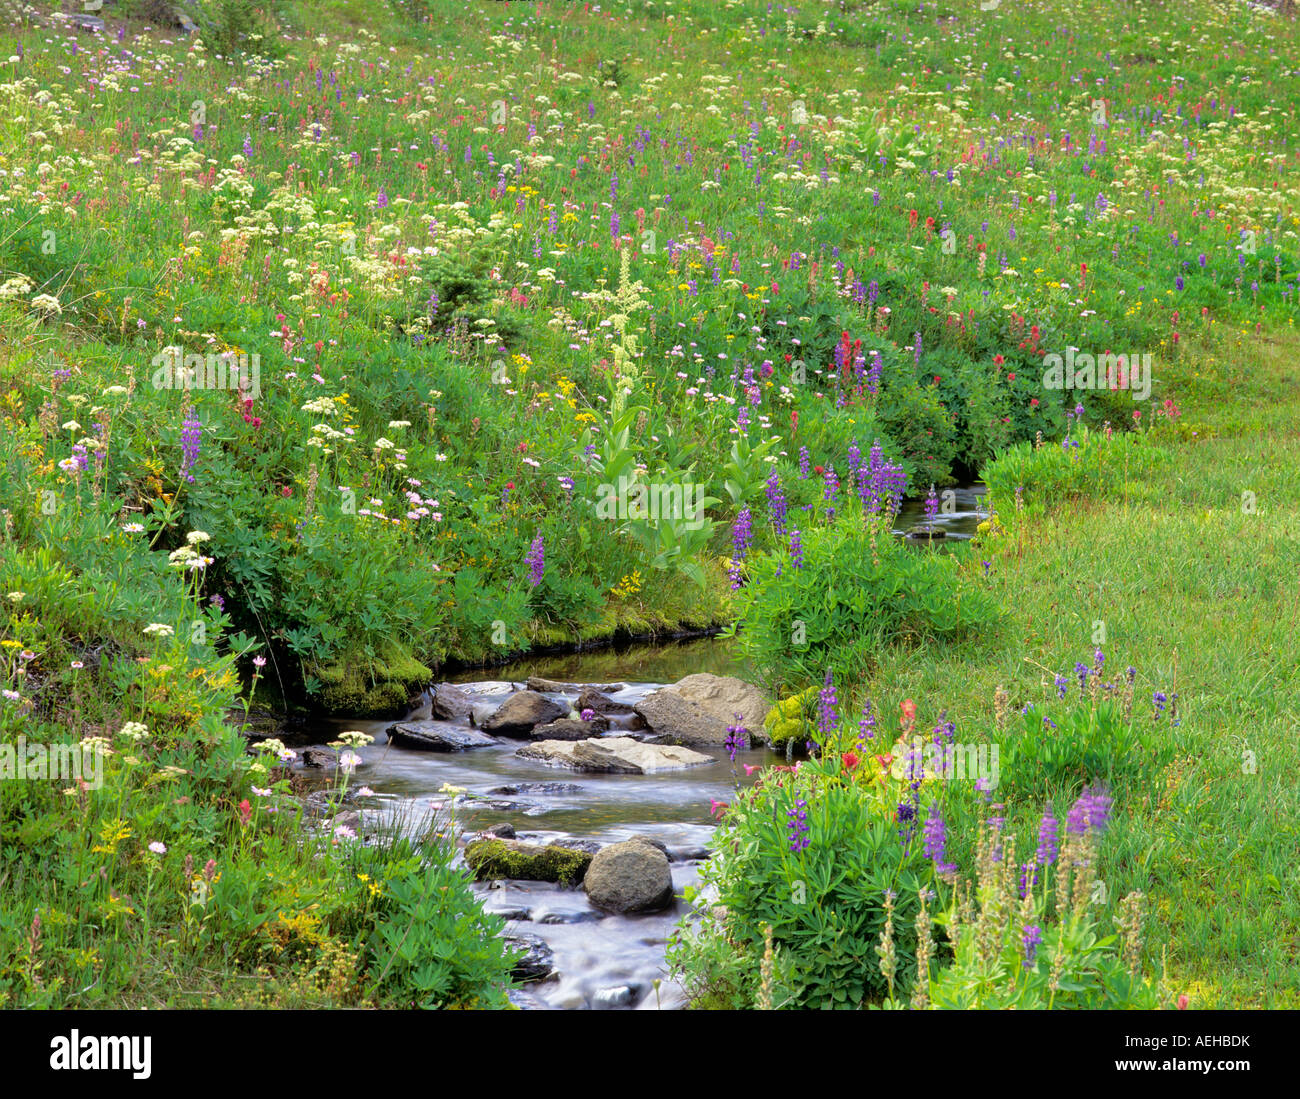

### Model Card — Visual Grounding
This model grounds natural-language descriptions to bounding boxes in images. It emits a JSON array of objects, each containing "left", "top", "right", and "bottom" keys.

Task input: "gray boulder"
[
  {"left": 583, "top": 838, "right": 675, "bottom": 913},
  {"left": 530, "top": 716, "right": 609, "bottom": 740},
  {"left": 633, "top": 674, "right": 770, "bottom": 746},
  {"left": 575, "top": 686, "right": 636, "bottom": 716},
  {"left": 386, "top": 720, "right": 495, "bottom": 751},
  {"left": 518, "top": 736, "right": 712, "bottom": 774},
  {"left": 430, "top": 682, "right": 474, "bottom": 720},
  {"left": 479, "top": 691, "right": 567, "bottom": 737}
]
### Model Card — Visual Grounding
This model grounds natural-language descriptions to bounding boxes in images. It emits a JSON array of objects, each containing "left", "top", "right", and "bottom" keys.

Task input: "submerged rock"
[
  {"left": 504, "top": 932, "right": 555, "bottom": 983},
  {"left": 530, "top": 716, "right": 609, "bottom": 740},
  {"left": 488, "top": 782, "right": 583, "bottom": 796},
  {"left": 907, "top": 525, "right": 948, "bottom": 540},
  {"left": 386, "top": 720, "right": 496, "bottom": 751},
  {"left": 518, "top": 736, "right": 712, "bottom": 774},
  {"left": 430, "top": 682, "right": 474, "bottom": 720},
  {"left": 482, "top": 822, "right": 517, "bottom": 840},
  {"left": 575, "top": 686, "right": 636, "bottom": 716},
  {"left": 633, "top": 674, "right": 770, "bottom": 747},
  {"left": 584, "top": 839, "right": 675, "bottom": 914},
  {"left": 480, "top": 691, "right": 567, "bottom": 737},
  {"left": 526, "top": 676, "right": 625, "bottom": 694},
  {"left": 464, "top": 839, "right": 593, "bottom": 886},
  {"left": 592, "top": 984, "right": 641, "bottom": 1008}
]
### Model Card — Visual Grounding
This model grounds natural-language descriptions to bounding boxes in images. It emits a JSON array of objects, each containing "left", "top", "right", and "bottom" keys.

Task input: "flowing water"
[
  {"left": 300, "top": 638, "right": 763, "bottom": 1011},
  {"left": 292, "top": 488, "right": 987, "bottom": 1009},
  {"left": 892, "top": 483, "right": 989, "bottom": 542}
]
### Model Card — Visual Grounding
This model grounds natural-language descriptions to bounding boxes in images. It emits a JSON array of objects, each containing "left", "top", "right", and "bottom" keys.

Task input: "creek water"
[
  {"left": 302, "top": 638, "right": 763, "bottom": 1010},
  {"left": 292, "top": 487, "right": 987, "bottom": 1009}
]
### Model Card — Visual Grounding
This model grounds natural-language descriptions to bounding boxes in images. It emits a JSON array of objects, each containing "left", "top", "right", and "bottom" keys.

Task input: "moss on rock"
[
  {"left": 464, "top": 839, "right": 593, "bottom": 886},
  {"left": 310, "top": 641, "right": 431, "bottom": 717}
]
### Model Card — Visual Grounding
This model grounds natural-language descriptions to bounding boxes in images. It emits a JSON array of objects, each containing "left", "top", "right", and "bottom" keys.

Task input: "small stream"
[
  {"left": 290, "top": 488, "right": 988, "bottom": 1009},
  {"left": 300, "top": 640, "right": 763, "bottom": 1010}
]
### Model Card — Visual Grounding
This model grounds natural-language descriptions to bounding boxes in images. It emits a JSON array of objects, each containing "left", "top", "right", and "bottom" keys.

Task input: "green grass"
[{"left": 847, "top": 326, "right": 1300, "bottom": 1006}]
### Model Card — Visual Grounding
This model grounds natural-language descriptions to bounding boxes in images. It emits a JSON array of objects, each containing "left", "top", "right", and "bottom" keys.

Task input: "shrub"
[
  {"left": 731, "top": 517, "right": 1001, "bottom": 692},
  {"left": 671, "top": 759, "right": 934, "bottom": 1009},
  {"left": 362, "top": 831, "right": 516, "bottom": 1009}
]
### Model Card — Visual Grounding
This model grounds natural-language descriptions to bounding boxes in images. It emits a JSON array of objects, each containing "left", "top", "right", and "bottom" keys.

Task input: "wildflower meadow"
[{"left": 0, "top": 0, "right": 1297, "bottom": 1041}]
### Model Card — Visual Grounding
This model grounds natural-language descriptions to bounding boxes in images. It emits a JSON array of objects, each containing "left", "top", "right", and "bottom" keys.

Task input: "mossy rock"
[
  {"left": 464, "top": 839, "right": 593, "bottom": 886},
  {"left": 310, "top": 642, "right": 431, "bottom": 718},
  {"left": 762, "top": 685, "right": 820, "bottom": 745}
]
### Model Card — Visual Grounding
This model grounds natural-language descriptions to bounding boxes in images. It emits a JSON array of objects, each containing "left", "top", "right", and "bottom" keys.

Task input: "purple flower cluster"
[
  {"left": 822, "top": 464, "right": 838, "bottom": 522},
  {"left": 858, "top": 698, "right": 877, "bottom": 742},
  {"left": 924, "top": 484, "right": 939, "bottom": 522},
  {"left": 818, "top": 670, "right": 839, "bottom": 740},
  {"left": 860, "top": 439, "right": 907, "bottom": 518},
  {"left": 798, "top": 445, "right": 811, "bottom": 479},
  {"left": 1022, "top": 924, "right": 1043, "bottom": 969},
  {"left": 524, "top": 535, "right": 545, "bottom": 587},
  {"left": 789, "top": 528, "right": 804, "bottom": 569},
  {"left": 180, "top": 415, "right": 202, "bottom": 483},
  {"left": 724, "top": 714, "right": 748, "bottom": 762},
  {"left": 1067, "top": 785, "right": 1113, "bottom": 836},
  {"left": 786, "top": 799, "right": 810, "bottom": 853},
  {"left": 729, "top": 507, "right": 753, "bottom": 589},
  {"left": 923, "top": 808, "right": 957, "bottom": 874},
  {"left": 765, "top": 468, "right": 787, "bottom": 535},
  {"left": 1036, "top": 811, "right": 1059, "bottom": 865}
]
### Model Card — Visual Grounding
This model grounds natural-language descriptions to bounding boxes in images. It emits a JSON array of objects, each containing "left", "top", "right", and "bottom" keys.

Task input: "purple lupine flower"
[
  {"left": 724, "top": 715, "right": 747, "bottom": 762},
  {"left": 242, "top": 134, "right": 253, "bottom": 158},
  {"left": 1019, "top": 862, "right": 1038, "bottom": 899},
  {"left": 798, "top": 445, "right": 810, "bottom": 479},
  {"left": 1055, "top": 674, "right": 1069, "bottom": 699},
  {"left": 1067, "top": 785, "right": 1112, "bottom": 836},
  {"left": 789, "top": 528, "right": 804, "bottom": 569},
  {"left": 377, "top": 185, "right": 389, "bottom": 210},
  {"left": 1094, "top": 648, "right": 1105, "bottom": 674},
  {"left": 786, "top": 799, "right": 810, "bottom": 852},
  {"left": 925, "top": 483, "right": 939, "bottom": 522},
  {"left": 180, "top": 415, "right": 202, "bottom": 483},
  {"left": 1075, "top": 661, "right": 1090, "bottom": 691},
  {"left": 847, "top": 441, "right": 862, "bottom": 482},
  {"left": 524, "top": 535, "right": 545, "bottom": 587},
  {"left": 1152, "top": 691, "right": 1168, "bottom": 719},
  {"left": 1036, "top": 811, "right": 1059, "bottom": 866},
  {"left": 858, "top": 698, "right": 876, "bottom": 742},
  {"left": 729, "top": 507, "right": 753, "bottom": 589},
  {"left": 1022, "top": 924, "right": 1043, "bottom": 969},
  {"left": 822, "top": 464, "right": 838, "bottom": 522},
  {"left": 818, "top": 670, "right": 839, "bottom": 741},
  {"left": 866, "top": 350, "right": 882, "bottom": 395},
  {"left": 923, "top": 808, "right": 956, "bottom": 873},
  {"left": 913, "top": 332, "right": 922, "bottom": 368},
  {"left": 765, "top": 468, "right": 787, "bottom": 535}
]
